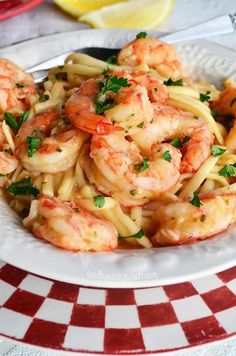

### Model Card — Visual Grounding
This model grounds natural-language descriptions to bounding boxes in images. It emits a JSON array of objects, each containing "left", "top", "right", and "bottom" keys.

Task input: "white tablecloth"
[{"left": 0, "top": 0, "right": 236, "bottom": 355}]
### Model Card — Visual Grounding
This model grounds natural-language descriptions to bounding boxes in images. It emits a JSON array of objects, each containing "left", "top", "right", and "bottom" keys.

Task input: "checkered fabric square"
[{"left": 0, "top": 261, "right": 236, "bottom": 354}]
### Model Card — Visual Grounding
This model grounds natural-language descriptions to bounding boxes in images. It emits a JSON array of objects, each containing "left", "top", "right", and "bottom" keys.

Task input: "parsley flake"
[
  {"left": 4, "top": 112, "right": 18, "bottom": 130},
  {"left": 94, "top": 195, "right": 105, "bottom": 208},
  {"left": 136, "top": 32, "right": 147, "bottom": 39},
  {"left": 182, "top": 135, "right": 190, "bottom": 144},
  {"left": 170, "top": 137, "right": 182, "bottom": 148},
  {"left": 95, "top": 100, "right": 114, "bottom": 114},
  {"left": 26, "top": 136, "right": 41, "bottom": 157},
  {"left": 137, "top": 121, "right": 144, "bottom": 128},
  {"left": 106, "top": 54, "right": 118, "bottom": 65},
  {"left": 211, "top": 109, "right": 218, "bottom": 118},
  {"left": 218, "top": 164, "right": 236, "bottom": 177},
  {"left": 211, "top": 145, "right": 227, "bottom": 157},
  {"left": 95, "top": 76, "right": 130, "bottom": 114},
  {"left": 98, "top": 76, "right": 130, "bottom": 95},
  {"left": 18, "top": 111, "right": 30, "bottom": 126},
  {"left": 16, "top": 83, "right": 25, "bottom": 88},
  {"left": 189, "top": 191, "right": 202, "bottom": 207},
  {"left": 134, "top": 157, "right": 149, "bottom": 172},
  {"left": 6, "top": 178, "right": 39, "bottom": 197},
  {"left": 119, "top": 228, "right": 145, "bottom": 240},
  {"left": 163, "top": 78, "right": 183, "bottom": 86},
  {"left": 162, "top": 150, "right": 172, "bottom": 162},
  {"left": 199, "top": 91, "right": 211, "bottom": 102},
  {"left": 130, "top": 189, "right": 138, "bottom": 196},
  {"left": 39, "top": 94, "right": 49, "bottom": 102}
]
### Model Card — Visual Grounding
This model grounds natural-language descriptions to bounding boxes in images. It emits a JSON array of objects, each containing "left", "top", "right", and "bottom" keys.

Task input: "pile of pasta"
[{"left": 1, "top": 42, "right": 236, "bottom": 250}]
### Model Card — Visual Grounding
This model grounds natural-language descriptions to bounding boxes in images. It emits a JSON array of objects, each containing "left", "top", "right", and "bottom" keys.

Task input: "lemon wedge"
[
  {"left": 79, "top": 0, "right": 174, "bottom": 29},
  {"left": 54, "top": 0, "right": 125, "bottom": 17}
]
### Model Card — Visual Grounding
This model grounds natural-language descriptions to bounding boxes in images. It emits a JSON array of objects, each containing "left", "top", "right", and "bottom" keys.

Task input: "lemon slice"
[
  {"left": 79, "top": 0, "right": 174, "bottom": 29},
  {"left": 54, "top": 0, "right": 125, "bottom": 17}
]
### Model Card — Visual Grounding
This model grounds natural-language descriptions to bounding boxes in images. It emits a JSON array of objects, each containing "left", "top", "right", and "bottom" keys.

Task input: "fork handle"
[{"left": 160, "top": 14, "right": 235, "bottom": 43}]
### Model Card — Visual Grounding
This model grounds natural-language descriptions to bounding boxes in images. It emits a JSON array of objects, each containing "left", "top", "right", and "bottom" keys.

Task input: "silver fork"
[{"left": 27, "top": 13, "right": 236, "bottom": 83}]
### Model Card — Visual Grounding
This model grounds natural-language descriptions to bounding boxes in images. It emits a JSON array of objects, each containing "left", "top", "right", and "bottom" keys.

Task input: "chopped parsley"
[
  {"left": 102, "top": 66, "right": 111, "bottom": 76},
  {"left": 211, "top": 109, "right": 218, "bottom": 118},
  {"left": 16, "top": 83, "right": 25, "bottom": 88},
  {"left": 137, "top": 121, "right": 144, "bottom": 128},
  {"left": 182, "top": 135, "right": 190, "bottom": 144},
  {"left": 230, "top": 97, "right": 236, "bottom": 107},
  {"left": 106, "top": 54, "right": 118, "bottom": 65},
  {"left": 130, "top": 189, "right": 138, "bottom": 195},
  {"left": 94, "top": 195, "right": 105, "bottom": 208},
  {"left": 98, "top": 76, "right": 130, "bottom": 95},
  {"left": 6, "top": 178, "right": 39, "bottom": 197},
  {"left": 163, "top": 78, "right": 183, "bottom": 86},
  {"left": 58, "top": 65, "right": 64, "bottom": 69},
  {"left": 63, "top": 116, "right": 71, "bottom": 125},
  {"left": 134, "top": 157, "right": 149, "bottom": 172},
  {"left": 119, "top": 228, "right": 145, "bottom": 240},
  {"left": 170, "top": 135, "right": 189, "bottom": 148},
  {"left": 95, "top": 76, "right": 130, "bottom": 114},
  {"left": 189, "top": 191, "right": 202, "bottom": 207},
  {"left": 162, "top": 150, "right": 172, "bottom": 162},
  {"left": 39, "top": 94, "right": 49, "bottom": 102},
  {"left": 18, "top": 111, "right": 30, "bottom": 126},
  {"left": 170, "top": 137, "right": 182, "bottom": 148},
  {"left": 211, "top": 145, "right": 227, "bottom": 157},
  {"left": 199, "top": 91, "right": 211, "bottom": 102},
  {"left": 26, "top": 136, "right": 41, "bottom": 157},
  {"left": 218, "top": 164, "right": 236, "bottom": 177},
  {"left": 4, "top": 111, "right": 30, "bottom": 130},
  {"left": 136, "top": 31, "right": 147, "bottom": 39},
  {"left": 95, "top": 100, "right": 114, "bottom": 114},
  {"left": 4, "top": 112, "right": 18, "bottom": 130},
  {"left": 125, "top": 125, "right": 132, "bottom": 133}
]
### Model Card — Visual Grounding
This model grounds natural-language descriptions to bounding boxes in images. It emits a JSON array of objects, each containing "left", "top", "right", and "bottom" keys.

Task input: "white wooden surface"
[{"left": 0, "top": 0, "right": 236, "bottom": 355}]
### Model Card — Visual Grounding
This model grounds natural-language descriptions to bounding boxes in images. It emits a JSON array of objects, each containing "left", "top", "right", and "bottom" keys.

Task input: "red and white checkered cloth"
[{"left": 0, "top": 261, "right": 236, "bottom": 354}]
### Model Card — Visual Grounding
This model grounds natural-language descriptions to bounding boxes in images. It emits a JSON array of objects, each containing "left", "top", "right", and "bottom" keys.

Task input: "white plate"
[{"left": 1, "top": 29, "right": 236, "bottom": 288}]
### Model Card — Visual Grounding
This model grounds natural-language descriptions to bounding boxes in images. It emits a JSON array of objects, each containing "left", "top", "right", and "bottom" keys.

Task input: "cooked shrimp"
[
  {"left": 24, "top": 196, "right": 118, "bottom": 251},
  {"left": 0, "top": 126, "right": 18, "bottom": 175},
  {"left": 152, "top": 194, "right": 236, "bottom": 245},
  {"left": 211, "top": 87, "right": 236, "bottom": 149},
  {"left": 65, "top": 78, "right": 123, "bottom": 135},
  {"left": 65, "top": 70, "right": 167, "bottom": 135},
  {"left": 0, "top": 152, "right": 18, "bottom": 175},
  {"left": 117, "top": 37, "right": 182, "bottom": 79},
  {"left": 212, "top": 86, "right": 236, "bottom": 116},
  {"left": 84, "top": 133, "right": 181, "bottom": 206},
  {"left": 132, "top": 104, "right": 214, "bottom": 173},
  {"left": 0, "top": 59, "right": 36, "bottom": 113},
  {"left": 15, "top": 109, "right": 88, "bottom": 173}
]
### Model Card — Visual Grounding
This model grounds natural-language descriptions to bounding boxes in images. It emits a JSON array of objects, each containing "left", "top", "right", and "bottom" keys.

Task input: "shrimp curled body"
[
  {"left": 24, "top": 196, "right": 118, "bottom": 251},
  {"left": 152, "top": 194, "right": 236, "bottom": 245},
  {"left": 117, "top": 37, "right": 182, "bottom": 79},
  {"left": 212, "top": 87, "right": 236, "bottom": 149},
  {"left": 15, "top": 109, "right": 88, "bottom": 173},
  {"left": 83, "top": 134, "right": 181, "bottom": 206},
  {"left": 0, "top": 59, "right": 36, "bottom": 114},
  {"left": 132, "top": 104, "right": 214, "bottom": 173},
  {"left": 65, "top": 71, "right": 168, "bottom": 136},
  {"left": 0, "top": 126, "right": 18, "bottom": 175}
]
